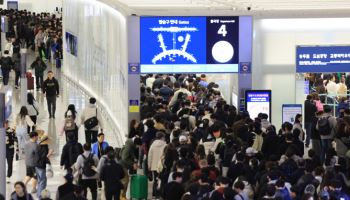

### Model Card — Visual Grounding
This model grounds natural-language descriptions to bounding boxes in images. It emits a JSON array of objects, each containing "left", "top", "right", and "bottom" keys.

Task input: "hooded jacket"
[{"left": 148, "top": 139, "right": 166, "bottom": 171}]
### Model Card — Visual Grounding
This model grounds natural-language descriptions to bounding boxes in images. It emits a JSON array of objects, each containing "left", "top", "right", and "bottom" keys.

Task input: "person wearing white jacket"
[
  {"left": 148, "top": 132, "right": 167, "bottom": 198},
  {"left": 26, "top": 93, "right": 39, "bottom": 133},
  {"left": 80, "top": 98, "right": 104, "bottom": 144},
  {"left": 14, "top": 106, "right": 35, "bottom": 156}
]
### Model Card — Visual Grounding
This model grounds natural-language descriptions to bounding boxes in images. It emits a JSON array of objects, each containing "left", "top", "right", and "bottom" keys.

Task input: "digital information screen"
[
  {"left": 140, "top": 16, "right": 239, "bottom": 73},
  {"left": 245, "top": 90, "right": 271, "bottom": 121},
  {"left": 282, "top": 104, "right": 302, "bottom": 124},
  {"left": 296, "top": 45, "right": 350, "bottom": 72},
  {"left": 65, "top": 32, "right": 78, "bottom": 56}
]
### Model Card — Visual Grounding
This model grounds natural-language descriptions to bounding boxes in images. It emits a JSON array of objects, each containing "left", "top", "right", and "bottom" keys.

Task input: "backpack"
[
  {"left": 318, "top": 116, "right": 332, "bottom": 136},
  {"left": 81, "top": 153, "right": 96, "bottom": 177},
  {"left": 64, "top": 116, "right": 76, "bottom": 131}
]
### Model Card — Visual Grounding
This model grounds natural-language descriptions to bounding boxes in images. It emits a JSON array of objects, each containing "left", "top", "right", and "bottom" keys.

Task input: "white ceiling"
[{"left": 114, "top": 0, "right": 350, "bottom": 17}]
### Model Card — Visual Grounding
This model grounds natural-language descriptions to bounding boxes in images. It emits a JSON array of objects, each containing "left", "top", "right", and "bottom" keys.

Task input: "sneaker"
[
  {"left": 14, "top": 86, "right": 19, "bottom": 89},
  {"left": 6, "top": 177, "right": 10, "bottom": 184},
  {"left": 31, "top": 188, "right": 37, "bottom": 194}
]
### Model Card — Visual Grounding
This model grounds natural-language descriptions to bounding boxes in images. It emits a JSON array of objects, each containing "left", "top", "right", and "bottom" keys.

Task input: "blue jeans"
[
  {"left": 35, "top": 167, "right": 47, "bottom": 199},
  {"left": 320, "top": 139, "right": 332, "bottom": 163},
  {"left": 305, "top": 122, "right": 312, "bottom": 146}
]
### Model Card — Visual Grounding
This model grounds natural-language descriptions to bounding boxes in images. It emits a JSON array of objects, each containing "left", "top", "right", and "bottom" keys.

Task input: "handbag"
[{"left": 84, "top": 108, "right": 98, "bottom": 130}]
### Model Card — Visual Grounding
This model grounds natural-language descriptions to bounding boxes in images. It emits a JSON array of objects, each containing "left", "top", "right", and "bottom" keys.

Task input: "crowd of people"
[
  {"left": 0, "top": 8, "right": 63, "bottom": 88},
  {"left": 2, "top": 7, "right": 350, "bottom": 200}
]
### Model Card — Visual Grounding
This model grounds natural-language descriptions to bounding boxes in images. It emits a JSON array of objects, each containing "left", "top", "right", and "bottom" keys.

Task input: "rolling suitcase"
[
  {"left": 26, "top": 72, "right": 34, "bottom": 90},
  {"left": 130, "top": 175, "right": 148, "bottom": 200}
]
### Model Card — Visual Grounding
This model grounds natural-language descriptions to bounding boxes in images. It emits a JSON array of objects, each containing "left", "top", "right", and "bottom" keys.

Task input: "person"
[
  {"left": 40, "top": 189, "right": 52, "bottom": 200},
  {"left": 42, "top": 71, "right": 59, "bottom": 118},
  {"left": 30, "top": 57, "right": 47, "bottom": 90},
  {"left": 61, "top": 185, "right": 86, "bottom": 200},
  {"left": 316, "top": 105, "right": 337, "bottom": 163},
  {"left": 10, "top": 181, "right": 34, "bottom": 200},
  {"left": 13, "top": 53, "right": 21, "bottom": 89},
  {"left": 23, "top": 132, "right": 38, "bottom": 194},
  {"left": 0, "top": 50, "right": 14, "bottom": 85},
  {"left": 5, "top": 120, "right": 19, "bottom": 183},
  {"left": 119, "top": 137, "right": 142, "bottom": 199},
  {"left": 233, "top": 181, "right": 249, "bottom": 200},
  {"left": 91, "top": 133, "right": 109, "bottom": 159},
  {"left": 26, "top": 93, "right": 39, "bottom": 132},
  {"left": 305, "top": 94, "right": 317, "bottom": 148},
  {"left": 163, "top": 172, "right": 185, "bottom": 200},
  {"left": 60, "top": 132, "right": 83, "bottom": 172},
  {"left": 293, "top": 114, "right": 304, "bottom": 142},
  {"left": 80, "top": 97, "right": 103, "bottom": 144},
  {"left": 55, "top": 173, "right": 77, "bottom": 200},
  {"left": 36, "top": 134, "right": 53, "bottom": 199},
  {"left": 60, "top": 104, "right": 79, "bottom": 142},
  {"left": 74, "top": 143, "right": 99, "bottom": 200},
  {"left": 148, "top": 132, "right": 167, "bottom": 198},
  {"left": 128, "top": 119, "right": 140, "bottom": 138},
  {"left": 168, "top": 83, "right": 192, "bottom": 109},
  {"left": 100, "top": 150, "right": 125, "bottom": 200},
  {"left": 15, "top": 106, "right": 35, "bottom": 156}
]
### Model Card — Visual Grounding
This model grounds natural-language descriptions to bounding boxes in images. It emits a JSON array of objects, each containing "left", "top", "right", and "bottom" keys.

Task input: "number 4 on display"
[{"left": 217, "top": 25, "right": 227, "bottom": 37}]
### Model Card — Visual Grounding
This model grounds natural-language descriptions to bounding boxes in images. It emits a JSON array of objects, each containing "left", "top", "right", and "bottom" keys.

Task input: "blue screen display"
[
  {"left": 296, "top": 46, "right": 350, "bottom": 72},
  {"left": 140, "top": 16, "right": 239, "bottom": 73},
  {"left": 245, "top": 90, "right": 271, "bottom": 121}
]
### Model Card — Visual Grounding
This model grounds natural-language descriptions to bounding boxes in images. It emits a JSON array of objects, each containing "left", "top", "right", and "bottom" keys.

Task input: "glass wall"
[{"left": 63, "top": 0, "right": 128, "bottom": 145}]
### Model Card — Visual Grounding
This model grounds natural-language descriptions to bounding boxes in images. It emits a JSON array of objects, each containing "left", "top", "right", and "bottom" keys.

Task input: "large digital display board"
[
  {"left": 296, "top": 45, "right": 350, "bottom": 72},
  {"left": 245, "top": 90, "right": 271, "bottom": 121},
  {"left": 140, "top": 16, "right": 239, "bottom": 73}
]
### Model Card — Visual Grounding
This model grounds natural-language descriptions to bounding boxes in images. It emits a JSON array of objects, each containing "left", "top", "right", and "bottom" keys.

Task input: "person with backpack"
[
  {"left": 60, "top": 133, "right": 83, "bottom": 172},
  {"left": 304, "top": 95, "right": 317, "bottom": 148},
  {"left": 316, "top": 105, "right": 337, "bottom": 163},
  {"left": 55, "top": 173, "right": 77, "bottom": 200},
  {"left": 60, "top": 104, "right": 79, "bottom": 142},
  {"left": 80, "top": 97, "right": 103, "bottom": 144},
  {"left": 30, "top": 56, "right": 47, "bottom": 90},
  {"left": 100, "top": 150, "right": 125, "bottom": 200},
  {"left": 0, "top": 50, "right": 14, "bottom": 85},
  {"left": 74, "top": 143, "right": 99, "bottom": 200}
]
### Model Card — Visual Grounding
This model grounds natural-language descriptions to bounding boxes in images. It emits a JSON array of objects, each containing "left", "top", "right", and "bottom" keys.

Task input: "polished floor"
[{"left": 5, "top": 56, "right": 122, "bottom": 199}]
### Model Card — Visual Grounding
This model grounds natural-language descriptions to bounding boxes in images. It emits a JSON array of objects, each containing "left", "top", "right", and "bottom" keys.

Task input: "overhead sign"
[
  {"left": 282, "top": 104, "right": 302, "bottom": 124},
  {"left": 245, "top": 90, "right": 271, "bottom": 121},
  {"left": 140, "top": 16, "right": 239, "bottom": 73},
  {"left": 296, "top": 45, "right": 350, "bottom": 72}
]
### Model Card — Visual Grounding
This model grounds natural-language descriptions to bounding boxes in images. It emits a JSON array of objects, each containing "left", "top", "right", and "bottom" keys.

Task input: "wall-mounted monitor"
[
  {"left": 296, "top": 45, "right": 350, "bottom": 72},
  {"left": 140, "top": 16, "right": 239, "bottom": 73},
  {"left": 65, "top": 32, "right": 77, "bottom": 56},
  {"left": 245, "top": 90, "right": 272, "bottom": 121}
]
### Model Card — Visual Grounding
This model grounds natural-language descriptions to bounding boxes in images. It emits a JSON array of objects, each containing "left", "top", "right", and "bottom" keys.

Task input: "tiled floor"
[{"left": 5, "top": 55, "right": 121, "bottom": 199}]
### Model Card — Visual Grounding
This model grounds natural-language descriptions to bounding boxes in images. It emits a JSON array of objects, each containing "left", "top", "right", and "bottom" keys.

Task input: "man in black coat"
[
  {"left": 56, "top": 173, "right": 77, "bottom": 200},
  {"left": 43, "top": 70, "right": 59, "bottom": 118},
  {"left": 304, "top": 95, "right": 317, "bottom": 147},
  {"left": 261, "top": 129, "right": 280, "bottom": 159},
  {"left": 162, "top": 172, "right": 185, "bottom": 200},
  {"left": 100, "top": 150, "right": 125, "bottom": 200}
]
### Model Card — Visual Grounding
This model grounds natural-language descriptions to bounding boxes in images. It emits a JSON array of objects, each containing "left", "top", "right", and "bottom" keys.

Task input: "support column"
[
  {"left": 237, "top": 16, "right": 253, "bottom": 111},
  {"left": 127, "top": 16, "right": 141, "bottom": 134},
  {"left": 20, "top": 48, "right": 28, "bottom": 105}
]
